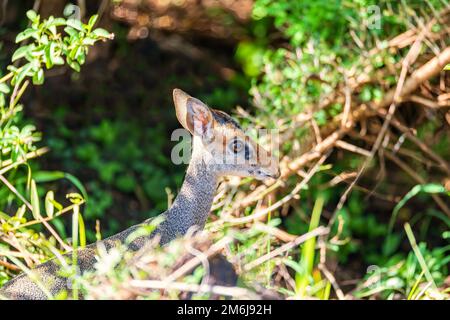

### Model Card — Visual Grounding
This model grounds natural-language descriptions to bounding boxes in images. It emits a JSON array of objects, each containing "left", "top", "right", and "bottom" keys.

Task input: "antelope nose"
[
  {"left": 262, "top": 166, "right": 280, "bottom": 179},
  {"left": 273, "top": 168, "right": 281, "bottom": 179}
]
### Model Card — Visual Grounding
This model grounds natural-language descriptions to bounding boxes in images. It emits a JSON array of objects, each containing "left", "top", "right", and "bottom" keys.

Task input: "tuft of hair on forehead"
[{"left": 211, "top": 109, "right": 242, "bottom": 130}]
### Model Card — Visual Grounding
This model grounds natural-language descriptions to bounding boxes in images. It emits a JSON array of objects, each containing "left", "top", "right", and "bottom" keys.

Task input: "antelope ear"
[
  {"left": 173, "top": 88, "right": 213, "bottom": 140},
  {"left": 173, "top": 88, "right": 191, "bottom": 131}
]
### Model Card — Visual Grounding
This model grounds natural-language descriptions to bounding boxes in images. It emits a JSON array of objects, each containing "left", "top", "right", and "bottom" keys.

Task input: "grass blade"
[{"left": 295, "top": 194, "right": 324, "bottom": 297}]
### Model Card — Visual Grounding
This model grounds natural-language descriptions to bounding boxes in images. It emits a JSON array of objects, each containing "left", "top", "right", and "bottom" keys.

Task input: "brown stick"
[
  {"left": 0, "top": 259, "right": 20, "bottom": 271},
  {"left": 243, "top": 226, "right": 329, "bottom": 272},
  {"left": 283, "top": 46, "right": 450, "bottom": 178}
]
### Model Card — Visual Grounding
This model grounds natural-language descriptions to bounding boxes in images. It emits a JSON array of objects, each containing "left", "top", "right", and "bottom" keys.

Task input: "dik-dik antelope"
[{"left": 0, "top": 89, "right": 280, "bottom": 299}]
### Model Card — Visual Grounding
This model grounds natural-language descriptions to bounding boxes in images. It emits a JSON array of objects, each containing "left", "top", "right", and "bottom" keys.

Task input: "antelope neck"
[{"left": 158, "top": 145, "right": 218, "bottom": 244}]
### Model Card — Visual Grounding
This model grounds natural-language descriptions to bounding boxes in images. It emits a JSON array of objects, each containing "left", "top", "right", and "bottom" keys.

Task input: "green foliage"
[
  {"left": 45, "top": 114, "right": 183, "bottom": 238},
  {"left": 253, "top": 0, "right": 356, "bottom": 46},
  {"left": 1, "top": 1, "right": 449, "bottom": 300},
  {"left": 240, "top": 0, "right": 450, "bottom": 299},
  {"left": 355, "top": 226, "right": 449, "bottom": 299},
  {"left": 8, "top": 11, "right": 112, "bottom": 87},
  {"left": 0, "top": 8, "right": 113, "bottom": 285},
  {"left": 389, "top": 184, "right": 449, "bottom": 234}
]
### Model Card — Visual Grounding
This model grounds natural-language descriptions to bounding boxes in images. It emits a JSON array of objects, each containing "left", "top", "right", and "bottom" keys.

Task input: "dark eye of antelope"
[{"left": 230, "top": 138, "right": 244, "bottom": 153}]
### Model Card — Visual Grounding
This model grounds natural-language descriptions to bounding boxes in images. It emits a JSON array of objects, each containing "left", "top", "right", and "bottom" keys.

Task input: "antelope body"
[{"left": 0, "top": 89, "right": 279, "bottom": 300}]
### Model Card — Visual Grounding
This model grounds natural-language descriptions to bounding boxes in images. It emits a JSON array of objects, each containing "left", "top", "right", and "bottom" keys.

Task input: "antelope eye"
[{"left": 230, "top": 138, "right": 244, "bottom": 153}]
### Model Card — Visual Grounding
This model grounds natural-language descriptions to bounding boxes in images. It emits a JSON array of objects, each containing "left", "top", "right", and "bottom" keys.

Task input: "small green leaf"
[
  {"left": 389, "top": 183, "right": 446, "bottom": 233},
  {"left": 45, "top": 191, "right": 55, "bottom": 218},
  {"left": 66, "top": 193, "right": 84, "bottom": 204},
  {"left": 0, "top": 83, "right": 10, "bottom": 94},
  {"left": 7, "top": 65, "right": 18, "bottom": 73},
  {"left": 67, "top": 59, "right": 80, "bottom": 72},
  {"left": 50, "top": 199, "right": 63, "bottom": 212},
  {"left": 15, "top": 62, "right": 33, "bottom": 85},
  {"left": 40, "top": 34, "right": 49, "bottom": 44},
  {"left": 48, "top": 17, "right": 66, "bottom": 27},
  {"left": 64, "top": 26, "right": 78, "bottom": 38},
  {"left": 82, "top": 37, "right": 96, "bottom": 46},
  {"left": 30, "top": 179, "right": 41, "bottom": 220},
  {"left": 65, "top": 173, "right": 88, "bottom": 200},
  {"left": 88, "top": 15, "right": 98, "bottom": 29},
  {"left": 49, "top": 24, "right": 58, "bottom": 36},
  {"left": 92, "top": 28, "right": 113, "bottom": 39},
  {"left": 53, "top": 56, "right": 64, "bottom": 65},
  {"left": 66, "top": 18, "right": 84, "bottom": 31},
  {"left": 283, "top": 259, "right": 304, "bottom": 274},
  {"left": 31, "top": 44, "right": 46, "bottom": 58},
  {"left": 33, "top": 171, "right": 65, "bottom": 182},
  {"left": 78, "top": 213, "right": 86, "bottom": 248},
  {"left": 0, "top": 93, "right": 5, "bottom": 108},
  {"left": 32, "top": 68, "right": 44, "bottom": 85},
  {"left": 45, "top": 43, "right": 54, "bottom": 68},
  {"left": 16, "top": 205, "right": 27, "bottom": 219},
  {"left": 69, "top": 45, "right": 80, "bottom": 60},
  {"left": 76, "top": 51, "right": 86, "bottom": 65},
  {"left": 16, "top": 28, "right": 38, "bottom": 43},
  {"left": 12, "top": 45, "right": 31, "bottom": 62},
  {"left": 26, "top": 10, "right": 37, "bottom": 22}
]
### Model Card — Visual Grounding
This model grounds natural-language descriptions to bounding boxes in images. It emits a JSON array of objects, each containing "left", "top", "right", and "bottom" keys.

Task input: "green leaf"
[
  {"left": 30, "top": 179, "right": 41, "bottom": 220},
  {"left": 67, "top": 193, "right": 84, "bottom": 204},
  {"left": 50, "top": 199, "right": 63, "bottom": 212},
  {"left": 388, "top": 183, "right": 446, "bottom": 234},
  {"left": 15, "top": 62, "right": 33, "bottom": 85},
  {"left": 66, "top": 18, "right": 84, "bottom": 31},
  {"left": 64, "top": 26, "right": 78, "bottom": 38},
  {"left": 47, "top": 25, "right": 55, "bottom": 36},
  {"left": 64, "top": 173, "right": 88, "bottom": 200},
  {"left": 69, "top": 45, "right": 80, "bottom": 60},
  {"left": 12, "top": 45, "right": 31, "bottom": 62},
  {"left": 32, "top": 68, "right": 44, "bottom": 85},
  {"left": 283, "top": 259, "right": 304, "bottom": 274},
  {"left": 16, "top": 28, "right": 38, "bottom": 43},
  {"left": 40, "top": 34, "right": 49, "bottom": 44},
  {"left": 67, "top": 59, "right": 80, "bottom": 72},
  {"left": 26, "top": 10, "right": 38, "bottom": 22},
  {"left": 33, "top": 171, "right": 87, "bottom": 200},
  {"left": 34, "top": 171, "right": 65, "bottom": 182},
  {"left": 53, "top": 56, "right": 65, "bottom": 65},
  {"left": 88, "top": 15, "right": 98, "bottom": 29},
  {"left": 0, "top": 92, "right": 5, "bottom": 108},
  {"left": 48, "top": 17, "right": 66, "bottom": 27},
  {"left": 34, "top": 171, "right": 88, "bottom": 199},
  {"left": 382, "top": 233, "right": 401, "bottom": 256},
  {"left": 92, "top": 28, "right": 113, "bottom": 39},
  {"left": 444, "top": 64, "right": 450, "bottom": 71},
  {"left": 45, "top": 43, "right": 55, "bottom": 68},
  {"left": 7, "top": 65, "right": 18, "bottom": 73},
  {"left": 31, "top": 44, "right": 46, "bottom": 58},
  {"left": 0, "top": 83, "right": 10, "bottom": 94},
  {"left": 16, "top": 205, "right": 27, "bottom": 219},
  {"left": 78, "top": 213, "right": 86, "bottom": 248},
  {"left": 76, "top": 51, "right": 86, "bottom": 65},
  {"left": 296, "top": 195, "right": 324, "bottom": 296},
  {"left": 82, "top": 37, "right": 96, "bottom": 46},
  {"left": 45, "top": 191, "right": 55, "bottom": 218}
]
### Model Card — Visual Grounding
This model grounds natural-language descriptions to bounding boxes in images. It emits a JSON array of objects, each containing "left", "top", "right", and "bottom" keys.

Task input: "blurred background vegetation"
[{"left": 0, "top": 0, "right": 449, "bottom": 299}]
